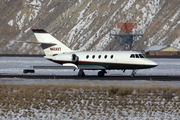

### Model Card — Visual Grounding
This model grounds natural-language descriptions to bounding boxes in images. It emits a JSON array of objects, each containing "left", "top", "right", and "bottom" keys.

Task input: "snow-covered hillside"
[{"left": 0, "top": 0, "right": 180, "bottom": 54}]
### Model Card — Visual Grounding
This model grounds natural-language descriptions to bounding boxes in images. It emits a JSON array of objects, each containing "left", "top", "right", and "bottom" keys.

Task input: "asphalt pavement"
[{"left": 0, "top": 74, "right": 180, "bottom": 81}]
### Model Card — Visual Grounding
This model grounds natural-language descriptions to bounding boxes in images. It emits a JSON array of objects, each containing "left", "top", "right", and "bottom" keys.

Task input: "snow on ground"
[
  {"left": 8, "top": 19, "right": 14, "bottom": 26},
  {"left": 0, "top": 57, "right": 180, "bottom": 120}
]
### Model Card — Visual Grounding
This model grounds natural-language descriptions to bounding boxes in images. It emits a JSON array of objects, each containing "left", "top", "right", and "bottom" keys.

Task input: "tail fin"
[{"left": 32, "top": 29, "right": 72, "bottom": 56}]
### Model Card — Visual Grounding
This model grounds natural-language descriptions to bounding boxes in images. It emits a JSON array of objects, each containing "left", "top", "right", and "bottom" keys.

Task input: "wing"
[
  {"left": 77, "top": 65, "right": 105, "bottom": 70},
  {"left": 31, "top": 65, "right": 105, "bottom": 70}
]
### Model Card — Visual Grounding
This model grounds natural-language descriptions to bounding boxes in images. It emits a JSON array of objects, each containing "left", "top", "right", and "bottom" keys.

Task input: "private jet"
[{"left": 24, "top": 29, "right": 157, "bottom": 77}]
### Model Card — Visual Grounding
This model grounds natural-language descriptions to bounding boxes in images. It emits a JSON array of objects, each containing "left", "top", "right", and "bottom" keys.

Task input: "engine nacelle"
[{"left": 52, "top": 53, "right": 79, "bottom": 63}]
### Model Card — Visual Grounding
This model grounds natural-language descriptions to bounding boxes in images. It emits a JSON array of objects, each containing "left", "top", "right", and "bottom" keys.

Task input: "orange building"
[{"left": 144, "top": 45, "right": 180, "bottom": 56}]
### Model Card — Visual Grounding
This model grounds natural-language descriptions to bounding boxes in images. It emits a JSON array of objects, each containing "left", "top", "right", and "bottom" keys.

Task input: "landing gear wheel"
[
  {"left": 131, "top": 74, "right": 135, "bottom": 78},
  {"left": 78, "top": 73, "right": 85, "bottom": 77},
  {"left": 98, "top": 71, "right": 105, "bottom": 77},
  {"left": 78, "top": 69, "right": 85, "bottom": 77},
  {"left": 131, "top": 69, "right": 137, "bottom": 78}
]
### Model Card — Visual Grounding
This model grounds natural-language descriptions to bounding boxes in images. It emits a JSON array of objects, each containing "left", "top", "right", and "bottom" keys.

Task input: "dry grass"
[{"left": 0, "top": 84, "right": 180, "bottom": 119}]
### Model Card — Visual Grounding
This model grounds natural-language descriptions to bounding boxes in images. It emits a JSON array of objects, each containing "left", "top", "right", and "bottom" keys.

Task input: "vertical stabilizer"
[{"left": 32, "top": 29, "right": 72, "bottom": 56}]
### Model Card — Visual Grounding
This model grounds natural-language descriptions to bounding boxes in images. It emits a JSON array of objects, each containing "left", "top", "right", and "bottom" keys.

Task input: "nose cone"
[
  {"left": 150, "top": 61, "right": 158, "bottom": 67},
  {"left": 147, "top": 60, "right": 158, "bottom": 68}
]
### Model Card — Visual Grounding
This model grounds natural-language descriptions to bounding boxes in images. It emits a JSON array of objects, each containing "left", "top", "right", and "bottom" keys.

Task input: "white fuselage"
[{"left": 45, "top": 51, "right": 157, "bottom": 70}]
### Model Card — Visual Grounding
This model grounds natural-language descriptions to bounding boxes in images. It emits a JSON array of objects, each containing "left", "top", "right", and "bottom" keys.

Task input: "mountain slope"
[{"left": 0, "top": 0, "right": 180, "bottom": 54}]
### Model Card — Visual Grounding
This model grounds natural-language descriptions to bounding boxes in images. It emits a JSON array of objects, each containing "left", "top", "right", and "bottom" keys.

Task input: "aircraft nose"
[{"left": 149, "top": 60, "right": 158, "bottom": 67}]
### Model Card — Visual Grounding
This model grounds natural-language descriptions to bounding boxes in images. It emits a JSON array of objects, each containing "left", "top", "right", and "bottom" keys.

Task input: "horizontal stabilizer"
[{"left": 17, "top": 41, "right": 56, "bottom": 45}]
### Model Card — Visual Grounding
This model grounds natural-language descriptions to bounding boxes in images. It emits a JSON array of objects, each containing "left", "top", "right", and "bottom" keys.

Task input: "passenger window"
[
  {"left": 92, "top": 55, "right": 95, "bottom": 59},
  {"left": 104, "top": 55, "right": 107, "bottom": 59},
  {"left": 139, "top": 54, "right": 144, "bottom": 58},
  {"left": 86, "top": 55, "right": 89, "bottom": 59},
  {"left": 111, "top": 55, "right": 113, "bottom": 59},
  {"left": 130, "top": 54, "right": 135, "bottom": 58},
  {"left": 135, "top": 54, "right": 139, "bottom": 58},
  {"left": 98, "top": 55, "right": 101, "bottom": 59}
]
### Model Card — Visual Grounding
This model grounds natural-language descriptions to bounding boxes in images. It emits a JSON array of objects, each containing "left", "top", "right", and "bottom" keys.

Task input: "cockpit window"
[
  {"left": 143, "top": 54, "right": 148, "bottom": 58},
  {"left": 139, "top": 54, "right": 144, "bottom": 58},
  {"left": 130, "top": 54, "right": 135, "bottom": 58},
  {"left": 135, "top": 54, "right": 139, "bottom": 58}
]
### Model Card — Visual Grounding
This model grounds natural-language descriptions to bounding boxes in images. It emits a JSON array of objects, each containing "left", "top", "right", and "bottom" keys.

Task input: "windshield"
[{"left": 130, "top": 54, "right": 148, "bottom": 58}]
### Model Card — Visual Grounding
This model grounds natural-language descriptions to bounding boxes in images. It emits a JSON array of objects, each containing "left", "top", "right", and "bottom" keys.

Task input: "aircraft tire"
[
  {"left": 78, "top": 69, "right": 85, "bottom": 77},
  {"left": 131, "top": 74, "right": 135, "bottom": 78},
  {"left": 78, "top": 73, "right": 85, "bottom": 77},
  {"left": 98, "top": 71, "right": 104, "bottom": 77}
]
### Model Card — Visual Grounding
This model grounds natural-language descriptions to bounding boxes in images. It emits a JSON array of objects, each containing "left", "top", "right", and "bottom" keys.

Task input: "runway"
[
  {"left": 0, "top": 74, "right": 180, "bottom": 81},
  {"left": 0, "top": 57, "right": 180, "bottom": 87}
]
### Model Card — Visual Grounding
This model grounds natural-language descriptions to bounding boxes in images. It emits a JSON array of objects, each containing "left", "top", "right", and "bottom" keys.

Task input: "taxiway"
[{"left": 0, "top": 74, "right": 180, "bottom": 81}]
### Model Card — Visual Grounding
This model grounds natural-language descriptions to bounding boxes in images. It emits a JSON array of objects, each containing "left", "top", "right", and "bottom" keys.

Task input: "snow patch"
[
  {"left": 122, "top": 0, "right": 136, "bottom": 12},
  {"left": 147, "top": 0, "right": 161, "bottom": 15},
  {"left": 17, "top": 13, "right": 26, "bottom": 30},
  {"left": 16, "top": 11, "right": 21, "bottom": 21},
  {"left": 93, "top": 12, "right": 120, "bottom": 50},
  {"left": 136, "top": 4, "right": 140, "bottom": 10},
  {"left": 49, "top": 7, "right": 56, "bottom": 13},
  {"left": 24, "top": 27, "right": 31, "bottom": 33},
  {"left": 158, "top": 36, "right": 168, "bottom": 45},
  {"left": 27, "top": 0, "right": 42, "bottom": 6},
  {"left": 121, "top": 1, "right": 126, "bottom": 7},
  {"left": 77, "top": 0, "right": 92, "bottom": 22},
  {"left": 47, "top": 0, "right": 52, "bottom": 6},
  {"left": 7, "top": 41, "right": 15, "bottom": 49},
  {"left": 82, "top": 10, "right": 119, "bottom": 51},
  {"left": 163, "top": 24, "right": 169, "bottom": 31},
  {"left": 169, "top": 9, "right": 180, "bottom": 22},
  {"left": 25, "top": 0, "right": 42, "bottom": 21},
  {"left": 66, "top": 10, "right": 98, "bottom": 47},
  {"left": 108, "top": 0, "right": 119, "bottom": 8},
  {"left": 136, "top": 0, "right": 165, "bottom": 37},
  {"left": 171, "top": 36, "right": 180, "bottom": 49},
  {"left": 148, "top": 29, "right": 167, "bottom": 46},
  {"left": 8, "top": 19, "right": 14, "bottom": 26}
]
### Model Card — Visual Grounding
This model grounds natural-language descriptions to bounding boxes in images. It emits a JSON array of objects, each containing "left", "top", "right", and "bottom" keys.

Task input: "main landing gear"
[
  {"left": 78, "top": 69, "right": 85, "bottom": 77},
  {"left": 78, "top": 69, "right": 107, "bottom": 77},
  {"left": 98, "top": 70, "right": 107, "bottom": 77},
  {"left": 131, "top": 69, "right": 137, "bottom": 77}
]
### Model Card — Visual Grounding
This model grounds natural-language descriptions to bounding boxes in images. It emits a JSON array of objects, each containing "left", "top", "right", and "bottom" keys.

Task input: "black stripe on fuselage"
[{"left": 49, "top": 60, "right": 156, "bottom": 69}]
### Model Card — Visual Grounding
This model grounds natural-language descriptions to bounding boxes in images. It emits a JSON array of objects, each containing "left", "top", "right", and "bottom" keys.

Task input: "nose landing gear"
[{"left": 131, "top": 69, "right": 137, "bottom": 77}]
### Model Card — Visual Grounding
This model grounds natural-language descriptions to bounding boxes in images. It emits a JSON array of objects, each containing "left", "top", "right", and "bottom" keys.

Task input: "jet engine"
[{"left": 71, "top": 54, "right": 79, "bottom": 62}]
